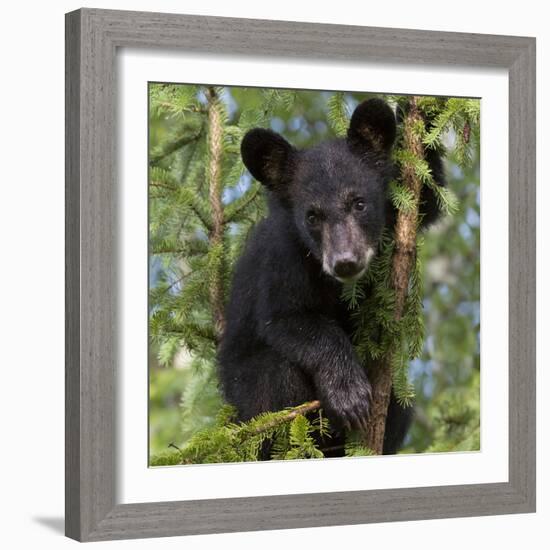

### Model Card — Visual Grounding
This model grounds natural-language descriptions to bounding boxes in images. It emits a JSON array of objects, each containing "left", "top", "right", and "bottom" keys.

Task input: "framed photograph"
[{"left": 65, "top": 8, "right": 536, "bottom": 542}]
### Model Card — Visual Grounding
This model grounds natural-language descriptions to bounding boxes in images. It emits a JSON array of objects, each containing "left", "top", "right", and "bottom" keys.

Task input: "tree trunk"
[
  {"left": 206, "top": 87, "right": 226, "bottom": 339},
  {"left": 365, "top": 97, "right": 425, "bottom": 454}
]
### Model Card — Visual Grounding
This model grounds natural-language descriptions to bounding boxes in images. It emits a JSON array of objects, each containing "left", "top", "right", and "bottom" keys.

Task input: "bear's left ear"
[{"left": 347, "top": 98, "right": 397, "bottom": 154}]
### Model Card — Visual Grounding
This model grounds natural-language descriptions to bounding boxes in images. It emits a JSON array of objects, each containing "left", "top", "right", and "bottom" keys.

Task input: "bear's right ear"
[{"left": 241, "top": 128, "right": 295, "bottom": 189}]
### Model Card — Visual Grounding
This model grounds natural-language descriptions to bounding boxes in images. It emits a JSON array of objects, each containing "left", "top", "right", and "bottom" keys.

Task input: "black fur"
[{"left": 218, "top": 98, "right": 445, "bottom": 457}]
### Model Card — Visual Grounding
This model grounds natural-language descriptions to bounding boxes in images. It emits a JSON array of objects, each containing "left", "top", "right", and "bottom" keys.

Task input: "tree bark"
[{"left": 365, "top": 97, "right": 425, "bottom": 454}]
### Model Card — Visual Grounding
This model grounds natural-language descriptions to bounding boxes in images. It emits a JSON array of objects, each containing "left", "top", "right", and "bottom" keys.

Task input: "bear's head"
[{"left": 241, "top": 98, "right": 397, "bottom": 283}]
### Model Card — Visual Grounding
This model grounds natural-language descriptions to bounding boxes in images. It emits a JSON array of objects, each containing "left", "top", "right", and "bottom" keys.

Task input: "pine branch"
[
  {"left": 150, "top": 181, "right": 177, "bottom": 191},
  {"left": 246, "top": 400, "right": 321, "bottom": 436},
  {"left": 149, "top": 129, "right": 203, "bottom": 166},
  {"left": 159, "top": 400, "right": 322, "bottom": 464},
  {"left": 155, "top": 102, "right": 206, "bottom": 115},
  {"left": 187, "top": 322, "right": 219, "bottom": 345},
  {"left": 364, "top": 97, "right": 425, "bottom": 454},
  {"left": 178, "top": 188, "right": 213, "bottom": 232},
  {"left": 224, "top": 185, "right": 261, "bottom": 224},
  {"left": 327, "top": 92, "right": 349, "bottom": 137}
]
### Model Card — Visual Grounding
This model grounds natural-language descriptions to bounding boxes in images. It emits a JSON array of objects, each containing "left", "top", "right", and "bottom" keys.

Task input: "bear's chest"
[{"left": 310, "top": 276, "right": 355, "bottom": 334}]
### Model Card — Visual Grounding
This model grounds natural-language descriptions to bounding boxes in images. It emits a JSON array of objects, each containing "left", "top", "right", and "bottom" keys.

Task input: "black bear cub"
[{"left": 218, "top": 98, "right": 445, "bottom": 457}]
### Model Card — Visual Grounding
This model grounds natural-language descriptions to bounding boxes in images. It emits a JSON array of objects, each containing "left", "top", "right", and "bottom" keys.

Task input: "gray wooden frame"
[{"left": 65, "top": 7, "right": 536, "bottom": 542}]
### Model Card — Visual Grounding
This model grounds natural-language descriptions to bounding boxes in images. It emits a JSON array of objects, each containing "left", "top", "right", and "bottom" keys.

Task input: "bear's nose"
[{"left": 333, "top": 259, "right": 362, "bottom": 279}]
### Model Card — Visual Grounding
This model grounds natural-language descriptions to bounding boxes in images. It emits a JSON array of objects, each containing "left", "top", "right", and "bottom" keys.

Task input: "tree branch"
[
  {"left": 246, "top": 400, "right": 321, "bottom": 436},
  {"left": 150, "top": 181, "right": 177, "bottom": 191},
  {"left": 224, "top": 185, "right": 261, "bottom": 224},
  {"left": 149, "top": 129, "right": 202, "bottom": 166},
  {"left": 365, "top": 97, "right": 425, "bottom": 454}
]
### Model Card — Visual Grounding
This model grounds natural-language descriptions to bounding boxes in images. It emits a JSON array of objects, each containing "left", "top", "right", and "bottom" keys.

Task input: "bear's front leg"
[{"left": 259, "top": 313, "right": 372, "bottom": 432}]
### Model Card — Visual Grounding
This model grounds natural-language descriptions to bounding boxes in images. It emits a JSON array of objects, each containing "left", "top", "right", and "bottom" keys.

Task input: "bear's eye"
[
  {"left": 353, "top": 198, "right": 366, "bottom": 212},
  {"left": 306, "top": 211, "right": 319, "bottom": 226}
]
